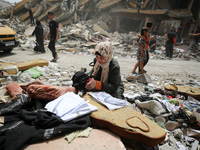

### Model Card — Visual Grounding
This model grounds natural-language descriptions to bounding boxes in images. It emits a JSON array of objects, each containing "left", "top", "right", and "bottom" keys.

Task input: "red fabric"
[
  {"left": 27, "top": 85, "right": 76, "bottom": 101},
  {"left": 173, "top": 37, "right": 176, "bottom": 44},
  {"left": 146, "top": 36, "right": 149, "bottom": 50},
  {"left": 20, "top": 79, "right": 44, "bottom": 91},
  {"left": 6, "top": 82, "right": 23, "bottom": 97}
]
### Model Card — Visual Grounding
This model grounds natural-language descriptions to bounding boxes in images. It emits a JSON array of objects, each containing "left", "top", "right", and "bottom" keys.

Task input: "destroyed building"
[
  {"left": 1, "top": 0, "right": 200, "bottom": 37},
  {"left": 1, "top": 0, "right": 200, "bottom": 150}
]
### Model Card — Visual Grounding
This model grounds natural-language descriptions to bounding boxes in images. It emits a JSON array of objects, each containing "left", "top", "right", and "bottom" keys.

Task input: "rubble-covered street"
[{"left": 0, "top": 0, "right": 200, "bottom": 150}]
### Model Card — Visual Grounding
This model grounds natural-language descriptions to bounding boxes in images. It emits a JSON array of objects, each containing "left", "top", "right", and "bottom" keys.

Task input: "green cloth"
[
  {"left": 23, "top": 67, "right": 42, "bottom": 78},
  {"left": 65, "top": 127, "right": 93, "bottom": 143}
]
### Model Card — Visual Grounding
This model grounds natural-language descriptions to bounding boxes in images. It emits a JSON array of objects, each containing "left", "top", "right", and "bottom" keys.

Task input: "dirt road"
[{"left": 0, "top": 47, "right": 200, "bottom": 80}]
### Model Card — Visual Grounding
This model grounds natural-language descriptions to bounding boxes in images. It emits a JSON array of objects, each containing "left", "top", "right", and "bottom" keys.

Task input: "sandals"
[
  {"left": 50, "top": 56, "right": 59, "bottom": 62},
  {"left": 165, "top": 121, "right": 182, "bottom": 131}
]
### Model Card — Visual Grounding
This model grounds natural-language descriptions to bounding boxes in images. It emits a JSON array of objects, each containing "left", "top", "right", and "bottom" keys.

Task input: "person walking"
[
  {"left": 67, "top": 0, "right": 71, "bottom": 10},
  {"left": 45, "top": 12, "right": 59, "bottom": 62},
  {"left": 165, "top": 28, "right": 176, "bottom": 59},
  {"left": 177, "top": 24, "right": 183, "bottom": 43},
  {"left": 132, "top": 27, "right": 149, "bottom": 74},
  {"left": 28, "top": 6, "right": 35, "bottom": 26},
  {"left": 31, "top": 20, "right": 45, "bottom": 53},
  {"left": 138, "top": 21, "right": 153, "bottom": 73}
]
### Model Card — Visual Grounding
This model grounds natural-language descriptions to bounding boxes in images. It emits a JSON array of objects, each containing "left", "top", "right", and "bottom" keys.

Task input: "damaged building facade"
[{"left": 1, "top": 0, "right": 200, "bottom": 38}]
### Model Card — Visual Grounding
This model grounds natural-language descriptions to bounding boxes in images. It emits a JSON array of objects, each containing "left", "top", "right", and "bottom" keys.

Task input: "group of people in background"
[
  {"left": 28, "top": 5, "right": 200, "bottom": 98},
  {"left": 29, "top": 9, "right": 59, "bottom": 62}
]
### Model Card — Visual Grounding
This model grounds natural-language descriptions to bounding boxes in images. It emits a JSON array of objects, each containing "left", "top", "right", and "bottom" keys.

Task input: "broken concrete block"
[
  {"left": 55, "top": 45, "right": 66, "bottom": 50},
  {"left": 65, "top": 41, "right": 80, "bottom": 47},
  {"left": 98, "top": 0, "right": 122, "bottom": 10},
  {"left": 154, "top": 50, "right": 162, "bottom": 55},
  {"left": 68, "top": 48, "right": 76, "bottom": 53},
  {"left": 32, "top": 5, "right": 43, "bottom": 18},
  {"left": 3, "top": 65, "right": 19, "bottom": 74},
  {"left": 93, "top": 24, "right": 117, "bottom": 42},
  {"left": 137, "top": 73, "right": 151, "bottom": 84},
  {"left": 24, "top": 26, "right": 35, "bottom": 36},
  {"left": 75, "top": 23, "right": 87, "bottom": 29},
  {"left": 62, "top": 81, "right": 73, "bottom": 86},
  {"left": 37, "top": 4, "right": 59, "bottom": 21},
  {"left": 70, "top": 29, "right": 81, "bottom": 35},
  {"left": 126, "top": 75, "right": 137, "bottom": 82},
  {"left": 111, "top": 42, "right": 120, "bottom": 46},
  {"left": 113, "top": 31, "right": 121, "bottom": 38},
  {"left": 83, "top": 30, "right": 90, "bottom": 41},
  {"left": 80, "top": 0, "right": 89, "bottom": 5},
  {"left": 98, "top": 21, "right": 109, "bottom": 31},
  {"left": 58, "top": 37, "right": 69, "bottom": 42},
  {"left": 7, "top": 0, "right": 31, "bottom": 16}
]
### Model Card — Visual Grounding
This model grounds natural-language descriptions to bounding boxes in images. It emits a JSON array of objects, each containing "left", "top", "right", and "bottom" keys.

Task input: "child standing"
[{"left": 132, "top": 27, "right": 149, "bottom": 74}]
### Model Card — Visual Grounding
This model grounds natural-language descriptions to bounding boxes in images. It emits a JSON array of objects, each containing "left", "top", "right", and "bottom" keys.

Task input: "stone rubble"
[{"left": 0, "top": 1, "right": 200, "bottom": 150}]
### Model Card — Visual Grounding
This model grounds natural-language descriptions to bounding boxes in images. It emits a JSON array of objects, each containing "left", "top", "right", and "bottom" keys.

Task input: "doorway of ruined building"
[
  {"left": 119, "top": 17, "right": 143, "bottom": 33},
  {"left": 111, "top": 14, "right": 145, "bottom": 33},
  {"left": 112, "top": 15, "right": 160, "bottom": 34}
]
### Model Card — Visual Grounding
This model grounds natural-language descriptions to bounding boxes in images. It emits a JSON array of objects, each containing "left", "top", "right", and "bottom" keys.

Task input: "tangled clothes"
[{"left": 0, "top": 94, "right": 90, "bottom": 150}]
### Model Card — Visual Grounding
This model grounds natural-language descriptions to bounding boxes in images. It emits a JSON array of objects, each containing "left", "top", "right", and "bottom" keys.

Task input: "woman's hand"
[{"left": 85, "top": 79, "right": 97, "bottom": 90}]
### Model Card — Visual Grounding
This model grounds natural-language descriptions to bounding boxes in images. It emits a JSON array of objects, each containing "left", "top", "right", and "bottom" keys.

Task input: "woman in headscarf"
[
  {"left": 85, "top": 42, "right": 124, "bottom": 99},
  {"left": 31, "top": 20, "right": 45, "bottom": 53}
]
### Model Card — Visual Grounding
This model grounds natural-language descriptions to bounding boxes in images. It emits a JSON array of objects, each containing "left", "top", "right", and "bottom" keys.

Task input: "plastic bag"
[{"left": 23, "top": 67, "right": 42, "bottom": 79}]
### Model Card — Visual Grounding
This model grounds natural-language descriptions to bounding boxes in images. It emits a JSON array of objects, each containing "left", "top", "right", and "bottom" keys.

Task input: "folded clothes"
[
  {"left": 45, "top": 92, "right": 97, "bottom": 122},
  {"left": 89, "top": 92, "right": 129, "bottom": 111}
]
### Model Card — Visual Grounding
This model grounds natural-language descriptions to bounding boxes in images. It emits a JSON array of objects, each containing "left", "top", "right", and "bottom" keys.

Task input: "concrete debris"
[
  {"left": 0, "top": 0, "right": 200, "bottom": 150},
  {"left": 137, "top": 73, "right": 151, "bottom": 84}
]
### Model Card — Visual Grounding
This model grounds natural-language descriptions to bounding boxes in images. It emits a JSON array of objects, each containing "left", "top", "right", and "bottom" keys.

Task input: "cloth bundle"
[
  {"left": 72, "top": 71, "right": 90, "bottom": 94},
  {"left": 27, "top": 84, "right": 76, "bottom": 101},
  {"left": 6, "top": 82, "right": 24, "bottom": 97}
]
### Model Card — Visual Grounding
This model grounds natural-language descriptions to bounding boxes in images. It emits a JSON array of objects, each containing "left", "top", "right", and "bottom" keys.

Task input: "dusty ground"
[{"left": 0, "top": 47, "right": 199, "bottom": 81}]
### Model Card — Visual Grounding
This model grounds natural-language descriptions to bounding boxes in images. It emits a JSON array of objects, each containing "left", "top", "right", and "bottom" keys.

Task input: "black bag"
[{"left": 72, "top": 71, "right": 89, "bottom": 94}]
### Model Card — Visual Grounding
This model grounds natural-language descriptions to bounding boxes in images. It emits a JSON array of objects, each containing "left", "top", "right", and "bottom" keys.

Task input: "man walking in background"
[
  {"left": 45, "top": 12, "right": 59, "bottom": 62},
  {"left": 28, "top": 6, "right": 35, "bottom": 26}
]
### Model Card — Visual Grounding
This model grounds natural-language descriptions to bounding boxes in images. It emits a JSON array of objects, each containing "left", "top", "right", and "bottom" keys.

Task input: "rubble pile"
[
  {"left": 1, "top": 0, "right": 200, "bottom": 61},
  {"left": 0, "top": 58, "right": 200, "bottom": 149},
  {"left": 0, "top": 0, "right": 200, "bottom": 150}
]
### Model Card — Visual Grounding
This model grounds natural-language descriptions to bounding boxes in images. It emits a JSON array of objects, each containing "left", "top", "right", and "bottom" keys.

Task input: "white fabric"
[
  {"left": 45, "top": 92, "right": 98, "bottom": 122},
  {"left": 176, "top": 142, "right": 188, "bottom": 150},
  {"left": 89, "top": 92, "right": 129, "bottom": 111}
]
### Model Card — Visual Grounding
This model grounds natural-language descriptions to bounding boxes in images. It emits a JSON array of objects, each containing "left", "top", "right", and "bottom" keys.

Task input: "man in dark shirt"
[
  {"left": 28, "top": 6, "right": 35, "bottom": 26},
  {"left": 165, "top": 28, "right": 175, "bottom": 59},
  {"left": 45, "top": 12, "right": 59, "bottom": 62}
]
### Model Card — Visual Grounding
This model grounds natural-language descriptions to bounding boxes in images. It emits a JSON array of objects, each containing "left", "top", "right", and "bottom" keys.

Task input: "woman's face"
[
  {"left": 96, "top": 55, "right": 106, "bottom": 65},
  {"left": 144, "top": 30, "right": 149, "bottom": 36}
]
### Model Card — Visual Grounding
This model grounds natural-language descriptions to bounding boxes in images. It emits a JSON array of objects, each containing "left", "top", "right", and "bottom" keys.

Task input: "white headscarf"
[{"left": 92, "top": 42, "right": 113, "bottom": 83}]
